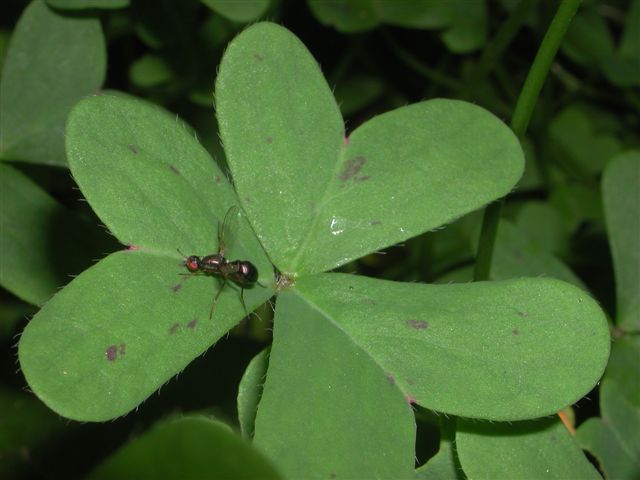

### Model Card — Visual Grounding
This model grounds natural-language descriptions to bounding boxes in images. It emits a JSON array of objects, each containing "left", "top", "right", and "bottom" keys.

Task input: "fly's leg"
[
  {"left": 240, "top": 288, "right": 265, "bottom": 323},
  {"left": 210, "top": 278, "right": 227, "bottom": 320},
  {"left": 240, "top": 288, "right": 249, "bottom": 318}
]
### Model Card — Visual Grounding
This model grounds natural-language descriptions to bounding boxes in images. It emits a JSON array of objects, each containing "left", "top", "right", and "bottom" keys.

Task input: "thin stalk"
[
  {"left": 473, "top": 0, "right": 582, "bottom": 282},
  {"left": 380, "top": 28, "right": 463, "bottom": 91},
  {"left": 467, "top": 0, "right": 537, "bottom": 87}
]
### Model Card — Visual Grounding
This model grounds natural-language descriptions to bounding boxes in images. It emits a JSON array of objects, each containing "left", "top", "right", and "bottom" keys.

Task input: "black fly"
[{"left": 179, "top": 206, "right": 258, "bottom": 319}]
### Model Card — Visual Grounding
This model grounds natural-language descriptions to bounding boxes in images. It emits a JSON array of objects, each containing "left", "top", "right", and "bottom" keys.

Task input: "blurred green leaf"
[
  {"left": 438, "top": 0, "right": 487, "bottom": 54},
  {"left": 45, "top": 0, "right": 129, "bottom": 9},
  {"left": 549, "top": 106, "right": 622, "bottom": 176},
  {"left": 129, "top": 54, "right": 173, "bottom": 88},
  {"left": 0, "top": 164, "right": 111, "bottom": 305},
  {"left": 0, "top": 388, "right": 64, "bottom": 478},
  {"left": 605, "top": 335, "right": 640, "bottom": 407},
  {"left": 562, "top": 9, "right": 614, "bottom": 67},
  {"left": 576, "top": 379, "right": 640, "bottom": 480},
  {"left": 201, "top": 0, "right": 270, "bottom": 23},
  {"left": 88, "top": 416, "right": 281, "bottom": 480},
  {"left": 18, "top": 95, "right": 275, "bottom": 421},
  {"left": 216, "top": 23, "right": 523, "bottom": 276},
  {"left": 516, "top": 202, "right": 569, "bottom": 257},
  {"left": 602, "top": 151, "right": 640, "bottom": 332},
  {"left": 550, "top": 183, "right": 603, "bottom": 233},
  {"left": 334, "top": 74, "right": 385, "bottom": 116},
  {"left": 619, "top": 0, "right": 640, "bottom": 60},
  {"left": 376, "top": 0, "right": 453, "bottom": 28},
  {"left": 492, "top": 220, "right": 585, "bottom": 289},
  {"left": 237, "top": 347, "right": 269, "bottom": 438},
  {"left": 0, "top": 0, "right": 105, "bottom": 165},
  {"left": 308, "top": 0, "right": 486, "bottom": 52},
  {"left": 458, "top": 417, "right": 601, "bottom": 479},
  {"left": 307, "top": 0, "right": 378, "bottom": 33},
  {"left": 0, "top": 29, "right": 10, "bottom": 72}
]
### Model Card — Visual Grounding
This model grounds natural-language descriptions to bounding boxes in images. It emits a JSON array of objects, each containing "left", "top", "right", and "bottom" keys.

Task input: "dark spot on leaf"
[
  {"left": 330, "top": 474, "right": 336, "bottom": 479},
  {"left": 370, "top": 220, "right": 382, "bottom": 226},
  {"left": 169, "top": 323, "right": 180, "bottom": 334},
  {"left": 106, "top": 345, "right": 117, "bottom": 361},
  {"left": 355, "top": 175, "right": 370, "bottom": 182},
  {"left": 348, "top": 286, "right": 354, "bottom": 291},
  {"left": 245, "top": 196, "right": 253, "bottom": 203},
  {"left": 407, "top": 319, "right": 428, "bottom": 330},
  {"left": 406, "top": 378, "right": 415, "bottom": 385},
  {"left": 169, "top": 165, "right": 180, "bottom": 175},
  {"left": 254, "top": 53, "right": 263, "bottom": 61},
  {"left": 266, "top": 136, "right": 273, "bottom": 144},
  {"left": 214, "top": 175, "right": 221, "bottom": 184},
  {"left": 516, "top": 310, "right": 528, "bottom": 317},
  {"left": 128, "top": 144, "right": 138, "bottom": 154},
  {"left": 187, "top": 318, "right": 197, "bottom": 329},
  {"left": 386, "top": 373, "right": 395, "bottom": 385},
  {"left": 512, "top": 329, "right": 520, "bottom": 335},
  {"left": 338, "top": 156, "right": 366, "bottom": 181},
  {"left": 119, "top": 344, "right": 126, "bottom": 356},
  {"left": 171, "top": 282, "right": 183, "bottom": 293}
]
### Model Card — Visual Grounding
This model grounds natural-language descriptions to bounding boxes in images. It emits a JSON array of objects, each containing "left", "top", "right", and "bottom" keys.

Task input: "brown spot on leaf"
[
  {"left": 186, "top": 318, "right": 197, "bottom": 329},
  {"left": 407, "top": 319, "right": 428, "bottom": 330},
  {"left": 355, "top": 175, "right": 370, "bottom": 182},
  {"left": 266, "top": 137, "right": 273, "bottom": 144},
  {"left": 106, "top": 345, "right": 117, "bottom": 361},
  {"left": 171, "top": 282, "right": 183, "bottom": 293},
  {"left": 128, "top": 144, "right": 138, "bottom": 154},
  {"left": 512, "top": 329, "right": 520, "bottom": 335},
  {"left": 254, "top": 53, "right": 263, "bottom": 61},
  {"left": 370, "top": 220, "right": 382, "bottom": 226},
  {"left": 386, "top": 373, "right": 395, "bottom": 385},
  {"left": 214, "top": 175, "right": 221, "bottom": 184},
  {"left": 169, "top": 165, "right": 180, "bottom": 175},
  {"left": 169, "top": 323, "right": 181, "bottom": 334},
  {"left": 517, "top": 310, "right": 528, "bottom": 317},
  {"left": 338, "top": 156, "right": 366, "bottom": 181},
  {"left": 119, "top": 344, "right": 126, "bottom": 356}
]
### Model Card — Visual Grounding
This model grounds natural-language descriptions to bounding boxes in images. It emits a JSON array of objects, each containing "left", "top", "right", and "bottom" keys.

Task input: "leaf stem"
[
  {"left": 466, "top": 0, "right": 537, "bottom": 88},
  {"left": 380, "top": 28, "right": 463, "bottom": 91},
  {"left": 473, "top": 0, "right": 582, "bottom": 282}
]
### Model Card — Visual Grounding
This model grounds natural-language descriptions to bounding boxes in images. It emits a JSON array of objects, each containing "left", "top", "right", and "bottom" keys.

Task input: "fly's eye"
[{"left": 186, "top": 257, "right": 200, "bottom": 272}]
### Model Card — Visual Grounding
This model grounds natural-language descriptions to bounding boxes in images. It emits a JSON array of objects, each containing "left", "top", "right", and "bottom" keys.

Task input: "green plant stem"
[
  {"left": 380, "top": 28, "right": 463, "bottom": 91},
  {"left": 382, "top": 29, "right": 511, "bottom": 116},
  {"left": 467, "top": 0, "right": 537, "bottom": 87},
  {"left": 473, "top": 0, "right": 582, "bottom": 282}
]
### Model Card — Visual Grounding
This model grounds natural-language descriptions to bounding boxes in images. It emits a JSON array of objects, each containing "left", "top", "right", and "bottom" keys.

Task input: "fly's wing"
[{"left": 217, "top": 205, "right": 240, "bottom": 257}]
